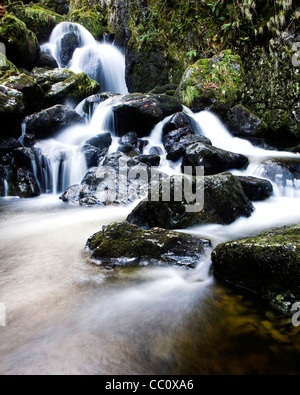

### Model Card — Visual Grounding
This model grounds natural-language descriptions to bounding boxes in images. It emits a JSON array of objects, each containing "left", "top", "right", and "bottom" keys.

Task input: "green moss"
[{"left": 68, "top": 7, "right": 107, "bottom": 39}]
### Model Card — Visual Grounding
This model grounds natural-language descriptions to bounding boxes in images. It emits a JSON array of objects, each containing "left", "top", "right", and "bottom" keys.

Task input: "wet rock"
[
  {"left": 0, "top": 73, "right": 45, "bottom": 112},
  {"left": 86, "top": 221, "right": 211, "bottom": 269},
  {"left": 82, "top": 144, "right": 108, "bottom": 169},
  {"left": 137, "top": 155, "right": 161, "bottom": 167},
  {"left": 36, "top": 52, "right": 59, "bottom": 69},
  {"left": 7, "top": 166, "right": 40, "bottom": 198},
  {"left": 85, "top": 132, "right": 112, "bottom": 150},
  {"left": 61, "top": 152, "right": 166, "bottom": 206},
  {"left": 211, "top": 225, "right": 300, "bottom": 314},
  {"left": 0, "top": 85, "right": 25, "bottom": 138},
  {"left": 235, "top": 176, "right": 273, "bottom": 201},
  {"left": 149, "top": 146, "right": 164, "bottom": 156},
  {"left": 226, "top": 105, "right": 269, "bottom": 141},
  {"left": 258, "top": 158, "right": 300, "bottom": 183},
  {"left": 111, "top": 93, "right": 183, "bottom": 137},
  {"left": 24, "top": 105, "right": 85, "bottom": 140},
  {"left": 119, "top": 132, "right": 138, "bottom": 147},
  {"left": 127, "top": 172, "right": 253, "bottom": 229},
  {"left": 22, "top": 134, "right": 36, "bottom": 149},
  {"left": 60, "top": 32, "right": 80, "bottom": 67},
  {"left": 167, "top": 135, "right": 212, "bottom": 162},
  {"left": 0, "top": 165, "right": 6, "bottom": 196},
  {"left": 46, "top": 72, "right": 100, "bottom": 106},
  {"left": 0, "top": 138, "right": 21, "bottom": 157},
  {"left": 182, "top": 142, "right": 249, "bottom": 176},
  {"left": 12, "top": 147, "right": 35, "bottom": 171},
  {"left": 162, "top": 112, "right": 199, "bottom": 136}
]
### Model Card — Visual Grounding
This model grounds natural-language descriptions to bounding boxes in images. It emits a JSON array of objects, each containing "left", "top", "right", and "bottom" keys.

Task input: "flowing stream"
[{"left": 0, "top": 23, "right": 300, "bottom": 375}]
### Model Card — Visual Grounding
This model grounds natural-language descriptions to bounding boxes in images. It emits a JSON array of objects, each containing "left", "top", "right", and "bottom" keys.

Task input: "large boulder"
[
  {"left": 166, "top": 135, "right": 212, "bottom": 162},
  {"left": 182, "top": 142, "right": 249, "bottom": 176},
  {"left": 6, "top": 166, "right": 40, "bottom": 198},
  {"left": 59, "top": 32, "right": 80, "bottom": 67},
  {"left": 176, "top": 50, "right": 244, "bottom": 117},
  {"left": 0, "top": 14, "right": 40, "bottom": 70},
  {"left": 86, "top": 221, "right": 211, "bottom": 269},
  {"left": 0, "top": 53, "right": 19, "bottom": 76},
  {"left": 0, "top": 85, "right": 25, "bottom": 138},
  {"left": 46, "top": 72, "right": 100, "bottom": 106},
  {"left": 127, "top": 172, "right": 253, "bottom": 229},
  {"left": 24, "top": 105, "right": 85, "bottom": 140},
  {"left": 111, "top": 93, "right": 183, "bottom": 137},
  {"left": 36, "top": 52, "right": 59, "bottom": 69},
  {"left": 211, "top": 225, "right": 300, "bottom": 313}
]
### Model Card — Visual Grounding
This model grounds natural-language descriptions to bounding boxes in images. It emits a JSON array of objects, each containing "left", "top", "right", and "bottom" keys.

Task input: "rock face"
[
  {"left": 226, "top": 105, "right": 269, "bottom": 142},
  {"left": 235, "top": 176, "right": 273, "bottom": 202},
  {"left": 6, "top": 166, "right": 40, "bottom": 198},
  {"left": 182, "top": 142, "right": 249, "bottom": 176},
  {"left": 176, "top": 50, "right": 244, "bottom": 117},
  {"left": 211, "top": 225, "right": 300, "bottom": 313},
  {"left": 86, "top": 221, "right": 211, "bottom": 268},
  {"left": 111, "top": 93, "right": 183, "bottom": 137},
  {"left": 24, "top": 105, "right": 85, "bottom": 140},
  {"left": 127, "top": 172, "right": 253, "bottom": 229},
  {"left": 0, "top": 14, "right": 40, "bottom": 70}
]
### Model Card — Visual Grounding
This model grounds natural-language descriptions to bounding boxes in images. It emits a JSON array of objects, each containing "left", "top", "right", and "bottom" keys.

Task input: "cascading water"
[{"left": 35, "top": 22, "right": 128, "bottom": 194}]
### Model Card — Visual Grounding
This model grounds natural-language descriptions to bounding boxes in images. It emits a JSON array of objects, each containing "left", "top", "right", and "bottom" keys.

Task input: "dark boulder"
[
  {"left": 162, "top": 112, "right": 199, "bottom": 136},
  {"left": 85, "top": 132, "right": 112, "bottom": 150},
  {"left": 127, "top": 172, "right": 253, "bottom": 229},
  {"left": 86, "top": 221, "right": 211, "bottom": 269},
  {"left": 36, "top": 52, "right": 59, "bottom": 69},
  {"left": 167, "top": 135, "right": 212, "bottom": 162},
  {"left": 24, "top": 105, "right": 85, "bottom": 140},
  {"left": 182, "top": 142, "right": 249, "bottom": 176},
  {"left": 137, "top": 154, "right": 161, "bottom": 167},
  {"left": 226, "top": 105, "right": 269, "bottom": 141},
  {"left": 82, "top": 144, "right": 108, "bottom": 169},
  {"left": 59, "top": 32, "right": 80, "bottom": 67},
  {"left": 111, "top": 93, "right": 183, "bottom": 137},
  {"left": 12, "top": 147, "right": 35, "bottom": 171},
  {"left": 211, "top": 225, "right": 300, "bottom": 314},
  {"left": 119, "top": 132, "right": 138, "bottom": 147},
  {"left": 7, "top": 166, "right": 40, "bottom": 198},
  {"left": 235, "top": 176, "right": 273, "bottom": 201}
]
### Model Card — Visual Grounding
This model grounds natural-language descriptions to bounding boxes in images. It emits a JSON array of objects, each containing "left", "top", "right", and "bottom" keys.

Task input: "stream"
[{"left": 0, "top": 22, "right": 300, "bottom": 375}]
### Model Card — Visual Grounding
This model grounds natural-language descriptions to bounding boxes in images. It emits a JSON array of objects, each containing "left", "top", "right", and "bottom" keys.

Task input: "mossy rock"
[
  {"left": 211, "top": 225, "right": 300, "bottom": 314},
  {"left": 36, "top": 0, "right": 70, "bottom": 15},
  {"left": 0, "top": 14, "right": 40, "bottom": 70},
  {"left": 0, "top": 53, "right": 19, "bottom": 77},
  {"left": 46, "top": 72, "right": 100, "bottom": 106},
  {"left": 6, "top": 2, "right": 65, "bottom": 42},
  {"left": 86, "top": 221, "right": 211, "bottom": 268},
  {"left": 127, "top": 172, "right": 253, "bottom": 229},
  {"left": 68, "top": 7, "right": 107, "bottom": 39},
  {"left": 176, "top": 50, "right": 244, "bottom": 115}
]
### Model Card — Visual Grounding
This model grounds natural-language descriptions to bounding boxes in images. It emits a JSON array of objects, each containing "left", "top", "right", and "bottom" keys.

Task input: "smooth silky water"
[{"left": 1, "top": 23, "right": 300, "bottom": 375}]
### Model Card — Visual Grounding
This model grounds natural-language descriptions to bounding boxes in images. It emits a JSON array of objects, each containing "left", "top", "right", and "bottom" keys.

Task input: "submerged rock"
[
  {"left": 258, "top": 158, "right": 300, "bottom": 183},
  {"left": 211, "top": 225, "right": 300, "bottom": 313},
  {"left": 235, "top": 176, "right": 273, "bottom": 201},
  {"left": 24, "top": 105, "right": 85, "bottom": 140},
  {"left": 111, "top": 93, "right": 183, "bottom": 137},
  {"left": 60, "top": 32, "right": 80, "bottom": 67},
  {"left": 127, "top": 172, "right": 253, "bottom": 229},
  {"left": 182, "top": 142, "right": 249, "bottom": 176},
  {"left": 86, "top": 221, "right": 211, "bottom": 269}
]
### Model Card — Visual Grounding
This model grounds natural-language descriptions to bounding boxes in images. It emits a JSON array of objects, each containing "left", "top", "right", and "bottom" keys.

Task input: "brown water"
[{"left": 0, "top": 196, "right": 299, "bottom": 375}]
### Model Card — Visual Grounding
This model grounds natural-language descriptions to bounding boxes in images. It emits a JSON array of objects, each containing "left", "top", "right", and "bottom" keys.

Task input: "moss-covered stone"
[
  {"left": 176, "top": 50, "right": 244, "bottom": 115},
  {"left": 211, "top": 225, "right": 300, "bottom": 314},
  {"left": 0, "top": 14, "right": 40, "bottom": 70},
  {"left": 6, "top": 2, "right": 64, "bottom": 42},
  {"left": 86, "top": 221, "right": 211, "bottom": 268},
  {"left": 46, "top": 72, "right": 100, "bottom": 106},
  {"left": 68, "top": 7, "right": 107, "bottom": 39},
  {"left": 0, "top": 53, "right": 19, "bottom": 77},
  {"left": 36, "top": 0, "right": 70, "bottom": 15}
]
